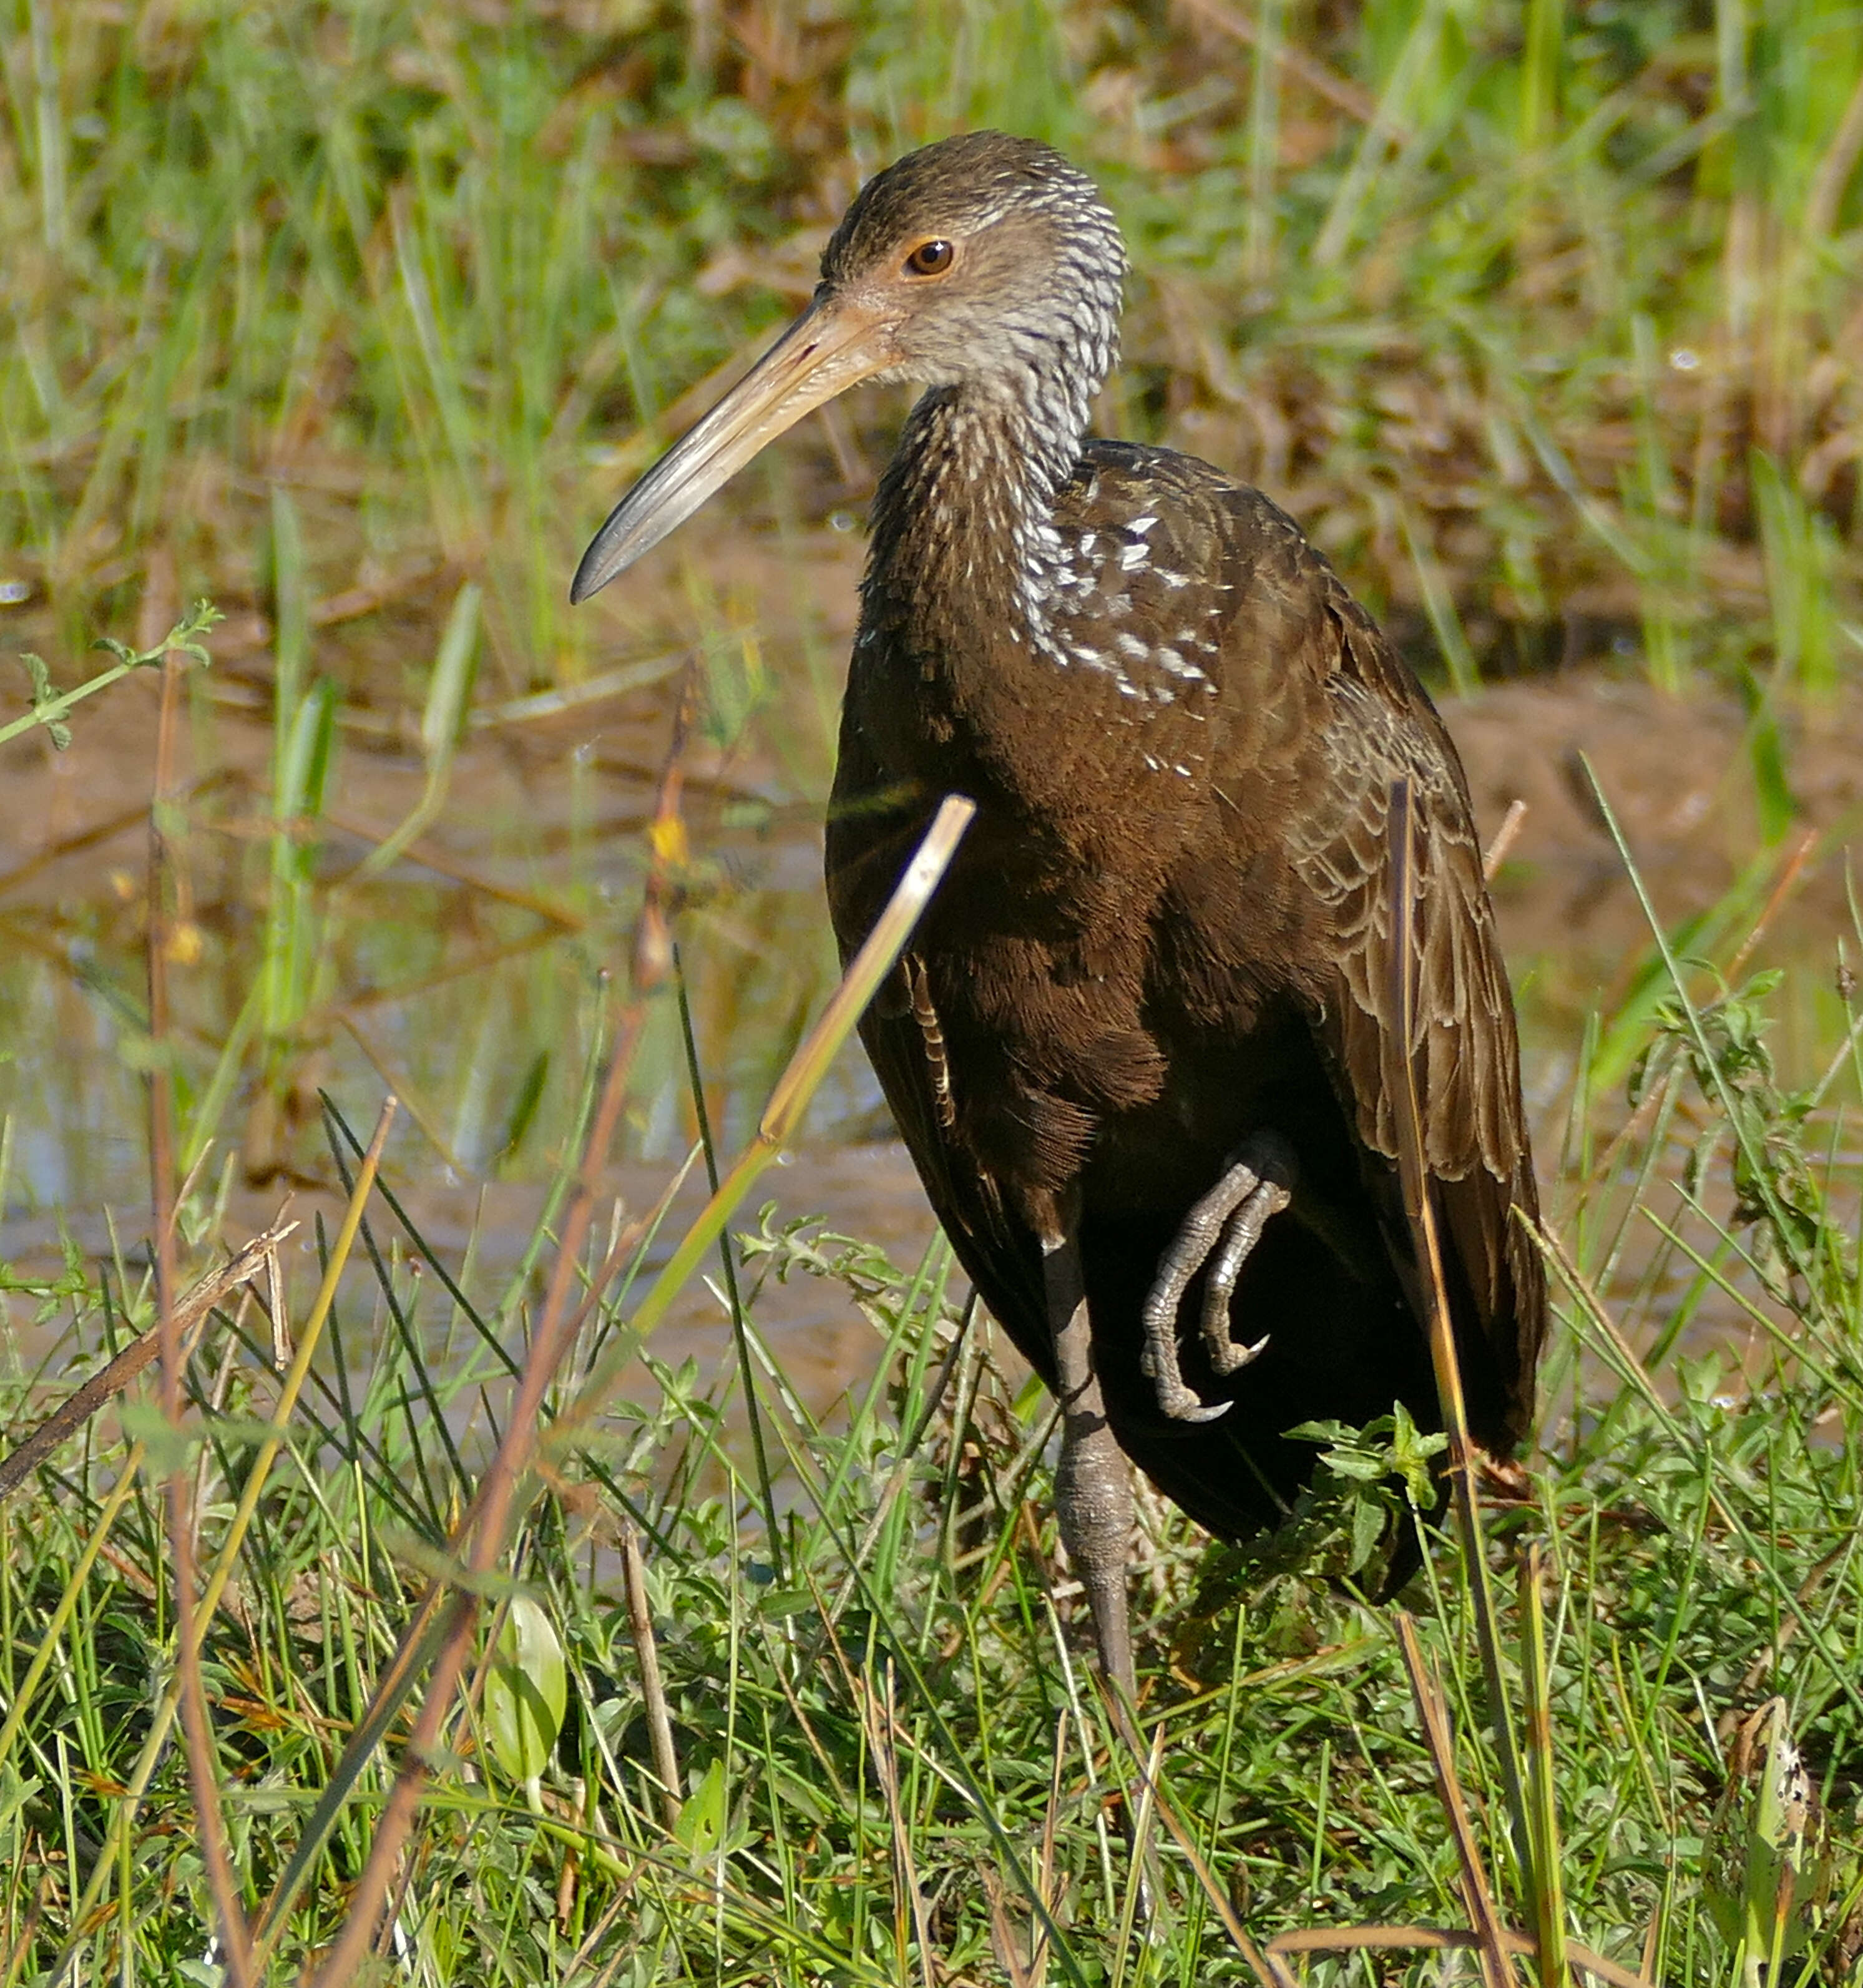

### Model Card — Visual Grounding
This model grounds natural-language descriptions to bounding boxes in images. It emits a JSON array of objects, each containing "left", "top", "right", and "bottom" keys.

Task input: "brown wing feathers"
[{"left": 829, "top": 456, "right": 1542, "bottom": 1533}]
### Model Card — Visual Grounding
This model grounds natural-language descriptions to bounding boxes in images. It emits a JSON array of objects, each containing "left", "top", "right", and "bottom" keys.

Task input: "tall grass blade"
[
  {"left": 550, "top": 793, "right": 976, "bottom": 1446},
  {"left": 1518, "top": 1544, "right": 1571, "bottom": 1988},
  {"left": 1384, "top": 780, "right": 1531, "bottom": 1873},
  {"left": 675, "top": 949, "right": 783, "bottom": 1580},
  {"left": 45, "top": 1099, "right": 398, "bottom": 1984}
]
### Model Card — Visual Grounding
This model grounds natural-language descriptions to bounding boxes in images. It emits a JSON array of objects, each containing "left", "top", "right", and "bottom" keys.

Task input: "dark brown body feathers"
[{"left": 828, "top": 438, "right": 1543, "bottom": 1537}]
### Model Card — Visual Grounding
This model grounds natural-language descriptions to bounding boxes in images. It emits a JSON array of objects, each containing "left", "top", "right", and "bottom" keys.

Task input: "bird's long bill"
[{"left": 570, "top": 295, "right": 895, "bottom": 604}]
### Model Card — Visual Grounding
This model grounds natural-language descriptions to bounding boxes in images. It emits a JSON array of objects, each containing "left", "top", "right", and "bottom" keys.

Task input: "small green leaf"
[
  {"left": 13, "top": 654, "right": 72, "bottom": 748},
  {"left": 420, "top": 580, "right": 481, "bottom": 763},
  {"left": 675, "top": 1756, "right": 726, "bottom": 1855},
  {"left": 117, "top": 1399, "right": 197, "bottom": 1479},
  {"left": 484, "top": 1595, "right": 567, "bottom": 1790},
  {"left": 1347, "top": 1494, "right": 1384, "bottom": 1574},
  {"left": 757, "top": 1589, "right": 816, "bottom": 1619}
]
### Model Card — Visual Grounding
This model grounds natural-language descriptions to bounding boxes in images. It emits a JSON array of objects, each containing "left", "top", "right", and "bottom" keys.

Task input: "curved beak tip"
[{"left": 569, "top": 512, "right": 635, "bottom": 606}]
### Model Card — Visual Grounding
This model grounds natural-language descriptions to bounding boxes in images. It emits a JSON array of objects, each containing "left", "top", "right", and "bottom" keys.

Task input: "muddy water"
[{"left": 4, "top": 564, "right": 1862, "bottom": 1418}]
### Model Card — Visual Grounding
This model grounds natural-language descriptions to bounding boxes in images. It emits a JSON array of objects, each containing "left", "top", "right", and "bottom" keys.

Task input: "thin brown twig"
[
  {"left": 0, "top": 1870, "right": 50, "bottom": 1987},
  {"left": 1394, "top": 1613, "right": 1519, "bottom": 1988},
  {"left": 146, "top": 629, "right": 253, "bottom": 1984},
  {"left": 621, "top": 1524, "right": 682, "bottom": 1831},
  {"left": 0, "top": 1220, "right": 298, "bottom": 1503},
  {"left": 1724, "top": 825, "right": 1817, "bottom": 987},
  {"left": 308, "top": 997, "right": 651, "bottom": 1987},
  {"left": 0, "top": 768, "right": 239, "bottom": 904},
  {"left": 245, "top": 1143, "right": 685, "bottom": 1967},
  {"left": 321, "top": 808, "right": 582, "bottom": 928},
  {"left": 1266, "top": 1924, "right": 1657, "bottom": 1988}
]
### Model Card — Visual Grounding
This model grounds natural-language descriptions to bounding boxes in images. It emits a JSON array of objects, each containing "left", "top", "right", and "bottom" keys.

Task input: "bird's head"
[{"left": 571, "top": 132, "right": 1125, "bottom": 604}]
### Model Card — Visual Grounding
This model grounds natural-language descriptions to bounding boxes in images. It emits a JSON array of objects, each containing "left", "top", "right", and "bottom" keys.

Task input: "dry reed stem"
[
  {"left": 544, "top": 793, "right": 976, "bottom": 1457},
  {"left": 308, "top": 1001, "right": 651, "bottom": 1988},
  {"left": 1266, "top": 1924, "right": 1656, "bottom": 1988},
  {"left": 1482, "top": 798, "right": 1530, "bottom": 884},
  {"left": 1805, "top": 66, "right": 1863, "bottom": 247},
  {"left": 985, "top": 1867, "right": 1037, "bottom": 1988},
  {"left": 0, "top": 1218, "right": 296, "bottom": 1502},
  {"left": 1098, "top": 1697, "right": 1280, "bottom": 1988},
  {"left": 1395, "top": 1612, "right": 1520, "bottom": 1988},
  {"left": 1027, "top": 1706, "right": 1069, "bottom": 1988},
  {"left": 857, "top": 1662, "right": 939, "bottom": 1988},
  {"left": 1109, "top": 1725, "right": 1165, "bottom": 1974},
  {"left": 1384, "top": 780, "right": 1532, "bottom": 1843},
  {"left": 144, "top": 614, "right": 252, "bottom": 1984},
  {"left": 621, "top": 1524, "right": 682, "bottom": 1831}
]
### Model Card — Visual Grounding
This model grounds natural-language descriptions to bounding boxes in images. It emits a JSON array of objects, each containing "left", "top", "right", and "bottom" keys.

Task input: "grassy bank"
[
  {"left": 2, "top": 1, "right": 1863, "bottom": 1983},
  {"left": 1, "top": 887, "right": 1862, "bottom": 1982}
]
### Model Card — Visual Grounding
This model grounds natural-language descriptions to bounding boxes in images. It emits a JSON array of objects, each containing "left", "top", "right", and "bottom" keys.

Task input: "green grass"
[
  {"left": 3, "top": 1, "right": 1863, "bottom": 1983},
  {"left": 3, "top": 0, "right": 1859, "bottom": 687},
  {"left": 2, "top": 916, "right": 1863, "bottom": 1984}
]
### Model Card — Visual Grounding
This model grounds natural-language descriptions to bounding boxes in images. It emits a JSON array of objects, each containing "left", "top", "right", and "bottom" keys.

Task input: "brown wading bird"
[{"left": 572, "top": 133, "right": 1545, "bottom": 1697}]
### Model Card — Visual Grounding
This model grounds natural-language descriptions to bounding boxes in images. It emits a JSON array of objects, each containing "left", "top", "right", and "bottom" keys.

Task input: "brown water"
[{"left": 4, "top": 552, "right": 1861, "bottom": 1413}]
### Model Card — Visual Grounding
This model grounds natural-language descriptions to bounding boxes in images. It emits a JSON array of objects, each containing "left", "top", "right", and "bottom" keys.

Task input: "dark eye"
[{"left": 904, "top": 238, "right": 954, "bottom": 277}]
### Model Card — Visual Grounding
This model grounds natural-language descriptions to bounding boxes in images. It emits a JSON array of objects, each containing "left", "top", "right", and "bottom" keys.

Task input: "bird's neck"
[{"left": 864, "top": 376, "right": 1091, "bottom": 659}]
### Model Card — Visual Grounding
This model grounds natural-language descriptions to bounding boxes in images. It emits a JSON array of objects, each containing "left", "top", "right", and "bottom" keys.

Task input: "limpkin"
[{"left": 573, "top": 132, "right": 1545, "bottom": 1694}]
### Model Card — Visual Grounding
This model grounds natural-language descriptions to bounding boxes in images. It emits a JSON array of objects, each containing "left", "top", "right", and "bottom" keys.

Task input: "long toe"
[{"left": 1142, "top": 1132, "right": 1296, "bottom": 1414}]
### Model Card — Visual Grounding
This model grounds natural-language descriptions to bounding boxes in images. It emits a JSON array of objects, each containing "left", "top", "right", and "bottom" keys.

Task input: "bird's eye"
[{"left": 904, "top": 238, "right": 954, "bottom": 277}]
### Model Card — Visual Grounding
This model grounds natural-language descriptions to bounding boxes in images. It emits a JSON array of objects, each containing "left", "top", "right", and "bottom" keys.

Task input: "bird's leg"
[
  {"left": 1045, "top": 1231, "right": 1161, "bottom": 1918},
  {"left": 1140, "top": 1130, "right": 1297, "bottom": 1423},
  {"left": 1042, "top": 1229, "right": 1135, "bottom": 1702}
]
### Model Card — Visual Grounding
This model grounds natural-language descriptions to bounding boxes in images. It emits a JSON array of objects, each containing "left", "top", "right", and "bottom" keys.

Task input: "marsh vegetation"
[{"left": 2, "top": 0, "right": 1862, "bottom": 1980}]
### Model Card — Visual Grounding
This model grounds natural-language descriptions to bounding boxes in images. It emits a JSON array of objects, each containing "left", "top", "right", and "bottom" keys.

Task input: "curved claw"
[
  {"left": 1138, "top": 1346, "right": 1235, "bottom": 1422},
  {"left": 1206, "top": 1330, "right": 1272, "bottom": 1378},
  {"left": 1140, "top": 1132, "right": 1296, "bottom": 1421}
]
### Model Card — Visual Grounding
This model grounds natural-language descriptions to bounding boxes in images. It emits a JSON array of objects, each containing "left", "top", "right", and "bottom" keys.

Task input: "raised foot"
[{"left": 1140, "top": 1131, "right": 1296, "bottom": 1422}]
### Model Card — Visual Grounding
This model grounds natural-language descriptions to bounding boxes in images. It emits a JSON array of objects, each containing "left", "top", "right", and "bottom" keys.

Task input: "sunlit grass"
[
  {"left": 4, "top": 918, "right": 1863, "bottom": 1981},
  {"left": 2, "top": 1, "right": 1863, "bottom": 1982},
  {"left": 3, "top": 0, "right": 1857, "bottom": 688}
]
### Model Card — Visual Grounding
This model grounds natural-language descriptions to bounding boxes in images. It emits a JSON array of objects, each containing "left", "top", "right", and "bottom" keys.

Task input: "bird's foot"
[{"left": 1140, "top": 1131, "right": 1296, "bottom": 1422}]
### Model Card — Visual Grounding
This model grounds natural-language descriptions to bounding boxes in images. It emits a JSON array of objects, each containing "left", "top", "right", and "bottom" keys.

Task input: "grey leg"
[
  {"left": 1042, "top": 1231, "right": 1135, "bottom": 1701},
  {"left": 1140, "top": 1131, "right": 1296, "bottom": 1422}
]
